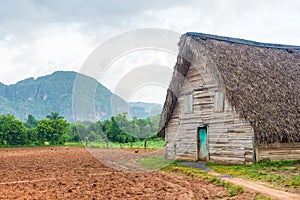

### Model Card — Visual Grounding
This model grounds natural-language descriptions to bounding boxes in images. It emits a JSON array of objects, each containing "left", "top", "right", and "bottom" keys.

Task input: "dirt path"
[
  {"left": 218, "top": 175, "right": 300, "bottom": 200},
  {"left": 179, "top": 162, "right": 300, "bottom": 200},
  {"left": 88, "top": 148, "right": 167, "bottom": 172}
]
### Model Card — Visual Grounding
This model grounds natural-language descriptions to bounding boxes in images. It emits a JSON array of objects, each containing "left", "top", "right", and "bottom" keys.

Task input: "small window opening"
[
  {"left": 184, "top": 93, "right": 193, "bottom": 113},
  {"left": 214, "top": 91, "right": 224, "bottom": 112}
]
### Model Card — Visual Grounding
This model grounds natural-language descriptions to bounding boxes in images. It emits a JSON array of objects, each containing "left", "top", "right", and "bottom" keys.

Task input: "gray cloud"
[
  {"left": 0, "top": 0, "right": 188, "bottom": 44},
  {"left": 1, "top": 0, "right": 300, "bottom": 43},
  {"left": 0, "top": 0, "right": 185, "bottom": 29},
  {"left": 0, "top": 0, "right": 299, "bottom": 91}
]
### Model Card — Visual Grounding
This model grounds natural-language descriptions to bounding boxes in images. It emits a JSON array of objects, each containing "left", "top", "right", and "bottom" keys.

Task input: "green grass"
[
  {"left": 0, "top": 144, "right": 37, "bottom": 148},
  {"left": 0, "top": 142, "right": 77, "bottom": 148},
  {"left": 64, "top": 142, "right": 85, "bottom": 147},
  {"left": 137, "top": 156, "right": 173, "bottom": 170},
  {"left": 206, "top": 159, "right": 300, "bottom": 192},
  {"left": 0, "top": 139, "right": 165, "bottom": 150},
  {"left": 86, "top": 139, "right": 165, "bottom": 149},
  {"left": 253, "top": 195, "right": 273, "bottom": 200},
  {"left": 162, "top": 164, "right": 244, "bottom": 197}
]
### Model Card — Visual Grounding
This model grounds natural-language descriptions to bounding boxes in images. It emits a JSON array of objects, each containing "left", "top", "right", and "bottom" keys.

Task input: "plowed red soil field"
[{"left": 0, "top": 147, "right": 257, "bottom": 199}]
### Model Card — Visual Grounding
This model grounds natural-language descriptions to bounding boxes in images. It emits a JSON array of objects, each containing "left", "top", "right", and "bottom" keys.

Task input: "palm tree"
[{"left": 46, "top": 111, "right": 63, "bottom": 120}]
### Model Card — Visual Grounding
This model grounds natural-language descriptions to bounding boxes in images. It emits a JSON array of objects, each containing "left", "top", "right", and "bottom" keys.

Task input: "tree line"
[{"left": 0, "top": 112, "right": 160, "bottom": 147}]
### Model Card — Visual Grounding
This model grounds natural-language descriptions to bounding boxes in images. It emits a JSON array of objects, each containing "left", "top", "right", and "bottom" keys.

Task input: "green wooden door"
[{"left": 198, "top": 127, "right": 208, "bottom": 159}]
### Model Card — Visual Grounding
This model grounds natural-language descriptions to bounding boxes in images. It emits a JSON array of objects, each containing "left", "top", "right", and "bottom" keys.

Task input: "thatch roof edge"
[{"left": 185, "top": 32, "right": 300, "bottom": 52}]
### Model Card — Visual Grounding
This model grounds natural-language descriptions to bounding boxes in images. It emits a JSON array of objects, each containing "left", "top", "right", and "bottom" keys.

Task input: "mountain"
[
  {"left": 129, "top": 102, "right": 162, "bottom": 119},
  {"left": 0, "top": 71, "right": 162, "bottom": 121}
]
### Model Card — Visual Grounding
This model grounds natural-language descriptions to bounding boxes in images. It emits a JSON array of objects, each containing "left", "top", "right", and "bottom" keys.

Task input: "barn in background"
[{"left": 158, "top": 32, "right": 300, "bottom": 163}]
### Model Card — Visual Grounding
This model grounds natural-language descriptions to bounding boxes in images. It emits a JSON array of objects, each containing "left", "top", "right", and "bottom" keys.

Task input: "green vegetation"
[
  {"left": 69, "top": 114, "right": 161, "bottom": 147},
  {"left": 137, "top": 156, "right": 172, "bottom": 170},
  {"left": 0, "top": 112, "right": 69, "bottom": 146},
  {"left": 254, "top": 195, "right": 272, "bottom": 200},
  {"left": 87, "top": 139, "right": 165, "bottom": 149},
  {"left": 164, "top": 164, "right": 271, "bottom": 199},
  {"left": 0, "top": 114, "right": 27, "bottom": 146},
  {"left": 0, "top": 112, "right": 164, "bottom": 148},
  {"left": 163, "top": 164, "right": 244, "bottom": 197},
  {"left": 206, "top": 160, "right": 300, "bottom": 193},
  {"left": 36, "top": 118, "right": 69, "bottom": 145}
]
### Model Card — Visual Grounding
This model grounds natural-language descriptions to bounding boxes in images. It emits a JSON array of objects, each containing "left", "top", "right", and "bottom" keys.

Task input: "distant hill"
[
  {"left": 0, "top": 71, "right": 162, "bottom": 121},
  {"left": 129, "top": 102, "right": 162, "bottom": 119}
]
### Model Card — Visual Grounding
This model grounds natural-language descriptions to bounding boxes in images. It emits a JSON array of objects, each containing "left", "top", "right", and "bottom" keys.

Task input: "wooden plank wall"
[
  {"left": 258, "top": 143, "right": 300, "bottom": 161},
  {"left": 165, "top": 54, "right": 254, "bottom": 164}
]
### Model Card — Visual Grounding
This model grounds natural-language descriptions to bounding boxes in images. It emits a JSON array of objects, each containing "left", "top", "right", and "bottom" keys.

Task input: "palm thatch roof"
[{"left": 158, "top": 32, "right": 300, "bottom": 145}]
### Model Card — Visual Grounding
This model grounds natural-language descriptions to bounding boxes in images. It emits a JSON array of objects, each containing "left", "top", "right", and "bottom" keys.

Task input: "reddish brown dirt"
[{"left": 0, "top": 147, "right": 258, "bottom": 199}]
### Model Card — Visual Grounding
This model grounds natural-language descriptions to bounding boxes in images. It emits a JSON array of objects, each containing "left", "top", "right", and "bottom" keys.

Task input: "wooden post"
[{"left": 144, "top": 141, "right": 147, "bottom": 149}]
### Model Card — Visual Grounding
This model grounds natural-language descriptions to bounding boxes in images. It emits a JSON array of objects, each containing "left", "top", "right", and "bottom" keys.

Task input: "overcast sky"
[{"left": 0, "top": 0, "right": 299, "bottom": 103}]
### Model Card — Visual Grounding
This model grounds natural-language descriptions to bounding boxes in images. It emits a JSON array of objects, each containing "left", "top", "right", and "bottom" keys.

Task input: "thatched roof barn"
[{"left": 158, "top": 32, "right": 300, "bottom": 163}]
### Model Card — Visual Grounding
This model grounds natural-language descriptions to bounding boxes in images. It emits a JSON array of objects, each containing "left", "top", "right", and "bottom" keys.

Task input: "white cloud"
[
  {"left": 0, "top": 0, "right": 299, "bottom": 104},
  {"left": 0, "top": 23, "right": 95, "bottom": 84},
  {"left": 101, "top": 50, "right": 176, "bottom": 89},
  {"left": 98, "top": 50, "right": 176, "bottom": 104},
  {"left": 129, "top": 84, "right": 168, "bottom": 104},
  {"left": 143, "top": 0, "right": 300, "bottom": 45}
]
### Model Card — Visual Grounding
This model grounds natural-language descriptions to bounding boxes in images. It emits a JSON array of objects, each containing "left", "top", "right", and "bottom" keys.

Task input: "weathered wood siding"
[
  {"left": 165, "top": 54, "right": 254, "bottom": 164},
  {"left": 257, "top": 143, "right": 300, "bottom": 161}
]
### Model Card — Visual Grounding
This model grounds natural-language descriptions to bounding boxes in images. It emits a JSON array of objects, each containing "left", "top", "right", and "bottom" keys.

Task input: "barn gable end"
[{"left": 159, "top": 32, "right": 300, "bottom": 163}]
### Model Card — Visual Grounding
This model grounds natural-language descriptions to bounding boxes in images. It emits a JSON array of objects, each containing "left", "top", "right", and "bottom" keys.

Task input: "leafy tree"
[
  {"left": 0, "top": 114, "right": 27, "bottom": 145},
  {"left": 36, "top": 119, "right": 51, "bottom": 145},
  {"left": 105, "top": 117, "right": 122, "bottom": 142},
  {"left": 105, "top": 116, "right": 138, "bottom": 143},
  {"left": 68, "top": 124, "right": 81, "bottom": 142},
  {"left": 0, "top": 111, "right": 161, "bottom": 147},
  {"left": 75, "top": 123, "right": 89, "bottom": 141},
  {"left": 46, "top": 111, "right": 63, "bottom": 120},
  {"left": 26, "top": 128, "right": 38, "bottom": 145},
  {"left": 51, "top": 118, "right": 69, "bottom": 144},
  {"left": 87, "top": 122, "right": 102, "bottom": 136},
  {"left": 149, "top": 115, "right": 160, "bottom": 133},
  {"left": 100, "top": 119, "right": 111, "bottom": 133},
  {"left": 25, "top": 114, "right": 38, "bottom": 128},
  {"left": 87, "top": 131, "right": 99, "bottom": 142},
  {"left": 36, "top": 118, "right": 69, "bottom": 145}
]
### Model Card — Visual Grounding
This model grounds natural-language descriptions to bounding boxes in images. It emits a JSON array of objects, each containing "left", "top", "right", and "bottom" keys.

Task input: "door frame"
[{"left": 197, "top": 125, "right": 209, "bottom": 160}]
